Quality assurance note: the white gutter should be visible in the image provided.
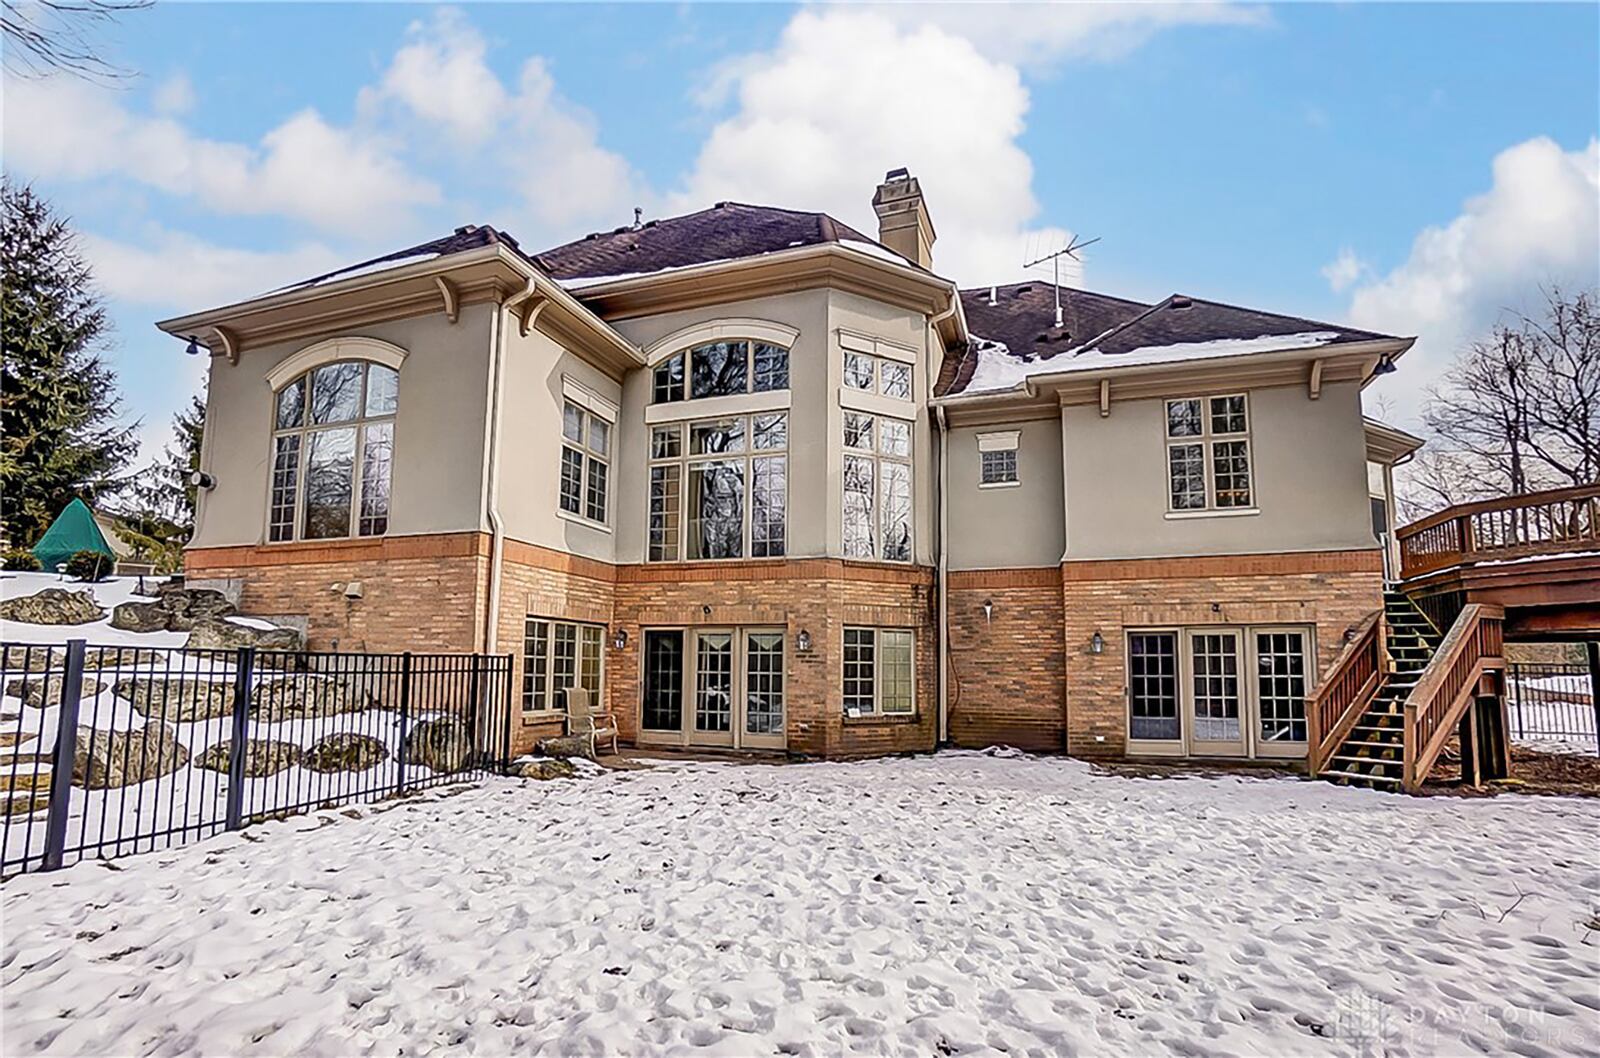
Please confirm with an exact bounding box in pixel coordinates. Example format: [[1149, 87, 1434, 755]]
[[481, 275, 540, 654], [928, 286, 960, 747]]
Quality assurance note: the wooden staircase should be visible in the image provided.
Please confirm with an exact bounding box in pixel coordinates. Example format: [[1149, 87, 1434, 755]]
[[1308, 591, 1507, 793], [1318, 592, 1441, 790]]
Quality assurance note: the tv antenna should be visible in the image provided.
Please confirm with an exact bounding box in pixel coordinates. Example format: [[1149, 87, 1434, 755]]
[[1024, 233, 1101, 328]]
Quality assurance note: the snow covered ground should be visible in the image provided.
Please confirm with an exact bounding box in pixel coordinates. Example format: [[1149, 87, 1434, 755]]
[[4, 752, 1598, 1057]]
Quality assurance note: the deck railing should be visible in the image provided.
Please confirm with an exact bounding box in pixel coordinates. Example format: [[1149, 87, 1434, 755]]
[[1397, 484, 1600, 579], [1306, 610, 1385, 776], [1401, 604, 1505, 792]]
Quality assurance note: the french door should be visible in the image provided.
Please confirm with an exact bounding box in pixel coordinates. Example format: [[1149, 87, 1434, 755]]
[[639, 628, 786, 750], [1127, 626, 1312, 759]]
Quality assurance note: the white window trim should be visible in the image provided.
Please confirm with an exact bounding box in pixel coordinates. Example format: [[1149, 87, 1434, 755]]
[[560, 401, 612, 530], [522, 617, 606, 717], [1164, 393, 1254, 514], [561, 375, 620, 422], [646, 389, 789, 425], [977, 430, 1020, 489], [265, 336, 406, 391], [838, 386, 912, 418], [837, 329, 917, 364], [842, 627, 916, 718]]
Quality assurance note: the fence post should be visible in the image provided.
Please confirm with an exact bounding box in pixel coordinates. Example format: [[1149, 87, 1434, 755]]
[[1509, 662, 1523, 739], [465, 653, 482, 771], [496, 658, 513, 774], [396, 652, 412, 794], [41, 640, 87, 871], [1587, 642, 1600, 760], [224, 647, 255, 831]]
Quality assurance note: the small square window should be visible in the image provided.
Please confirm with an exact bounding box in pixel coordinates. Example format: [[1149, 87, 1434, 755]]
[[844, 352, 874, 390], [651, 425, 681, 460], [843, 411, 874, 451], [879, 420, 910, 458], [1210, 395, 1247, 435], [880, 361, 911, 400], [980, 449, 1017, 485], [1166, 399, 1202, 438], [562, 402, 584, 442]]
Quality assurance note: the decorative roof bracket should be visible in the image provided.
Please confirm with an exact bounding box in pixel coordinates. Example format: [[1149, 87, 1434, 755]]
[[434, 276, 460, 324], [1309, 358, 1325, 400], [213, 325, 239, 365], [1099, 378, 1111, 417]]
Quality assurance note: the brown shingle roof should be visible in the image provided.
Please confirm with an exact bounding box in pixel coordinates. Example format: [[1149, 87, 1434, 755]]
[[531, 202, 900, 281], [274, 224, 529, 292], [938, 286, 1399, 396]]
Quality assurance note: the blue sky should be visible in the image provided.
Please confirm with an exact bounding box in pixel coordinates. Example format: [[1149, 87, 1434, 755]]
[[5, 2, 1597, 466]]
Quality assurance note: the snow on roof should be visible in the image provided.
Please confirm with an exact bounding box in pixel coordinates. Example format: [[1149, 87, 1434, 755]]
[[958, 331, 1344, 395]]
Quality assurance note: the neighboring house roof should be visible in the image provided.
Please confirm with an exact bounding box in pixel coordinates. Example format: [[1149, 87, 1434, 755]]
[[530, 202, 910, 284], [938, 287, 1402, 397]]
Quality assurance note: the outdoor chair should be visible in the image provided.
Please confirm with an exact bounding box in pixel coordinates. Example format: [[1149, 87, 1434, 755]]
[[565, 687, 619, 756]]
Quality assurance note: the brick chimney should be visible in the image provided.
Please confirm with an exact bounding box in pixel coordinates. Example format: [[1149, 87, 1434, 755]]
[[872, 168, 935, 270]]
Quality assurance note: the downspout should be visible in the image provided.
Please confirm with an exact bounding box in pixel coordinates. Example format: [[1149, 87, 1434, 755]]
[[481, 275, 540, 655], [928, 287, 960, 747]]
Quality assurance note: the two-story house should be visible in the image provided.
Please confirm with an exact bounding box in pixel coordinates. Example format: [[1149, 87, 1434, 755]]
[[157, 169, 1420, 762]]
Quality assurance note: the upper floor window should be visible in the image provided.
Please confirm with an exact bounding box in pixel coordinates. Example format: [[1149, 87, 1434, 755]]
[[843, 352, 912, 400], [977, 430, 1020, 487], [1165, 394, 1253, 512], [652, 341, 789, 404], [561, 401, 611, 525], [648, 413, 787, 561], [270, 360, 397, 541], [843, 412, 913, 562]]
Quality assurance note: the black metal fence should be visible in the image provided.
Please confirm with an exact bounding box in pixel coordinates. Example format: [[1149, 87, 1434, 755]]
[[1, 641, 513, 876], [1506, 662, 1598, 755]]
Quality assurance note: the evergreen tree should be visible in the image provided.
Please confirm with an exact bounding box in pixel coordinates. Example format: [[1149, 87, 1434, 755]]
[[1, 179, 137, 546], [135, 394, 204, 530]]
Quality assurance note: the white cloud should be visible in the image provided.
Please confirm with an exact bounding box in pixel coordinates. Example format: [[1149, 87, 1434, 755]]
[[1348, 136, 1600, 423], [5, 74, 438, 236], [363, 8, 640, 233], [152, 72, 196, 116], [79, 228, 345, 310], [874, 2, 1270, 69], [1321, 247, 1368, 293], [673, 9, 1072, 285]]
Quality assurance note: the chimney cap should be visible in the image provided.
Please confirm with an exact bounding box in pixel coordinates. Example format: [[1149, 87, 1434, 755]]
[[884, 167, 910, 181]]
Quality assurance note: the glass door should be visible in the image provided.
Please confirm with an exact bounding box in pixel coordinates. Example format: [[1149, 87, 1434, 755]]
[[640, 630, 685, 746], [691, 631, 735, 748], [741, 630, 786, 750], [1187, 629, 1246, 756], [1253, 628, 1310, 759]]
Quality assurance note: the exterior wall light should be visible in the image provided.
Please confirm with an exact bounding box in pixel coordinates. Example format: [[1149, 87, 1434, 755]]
[[796, 628, 812, 652], [189, 471, 217, 490], [982, 599, 993, 623], [612, 628, 628, 650], [1090, 631, 1105, 654]]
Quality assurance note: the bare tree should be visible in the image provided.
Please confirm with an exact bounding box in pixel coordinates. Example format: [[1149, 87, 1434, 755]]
[[1408, 287, 1600, 510], [2, 0, 150, 80]]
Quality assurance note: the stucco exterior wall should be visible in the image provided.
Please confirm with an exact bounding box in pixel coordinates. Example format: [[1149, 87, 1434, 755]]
[[1061, 379, 1379, 561], [946, 416, 1065, 570], [192, 307, 493, 549]]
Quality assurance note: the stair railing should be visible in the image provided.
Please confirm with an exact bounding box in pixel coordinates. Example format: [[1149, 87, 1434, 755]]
[[1401, 603, 1506, 792], [1306, 610, 1385, 776]]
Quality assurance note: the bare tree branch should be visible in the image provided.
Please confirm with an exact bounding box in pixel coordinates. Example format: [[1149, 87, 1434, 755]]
[[2, 0, 150, 81]]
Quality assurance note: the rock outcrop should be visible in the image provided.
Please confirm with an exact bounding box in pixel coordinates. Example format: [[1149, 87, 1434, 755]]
[[514, 758, 577, 780], [5, 676, 106, 709], [535, 734, 596, 761], [113, 677, 233, 721], [194, 739, 302, 777], [72, 721, 190, 788], [0, 589, 104, 626], [252, 676, 374, 721], [111, 585, 241, 635], [405, 717, 473, 774], [303, 733, 388, 773], [184, 618, 303, 654]]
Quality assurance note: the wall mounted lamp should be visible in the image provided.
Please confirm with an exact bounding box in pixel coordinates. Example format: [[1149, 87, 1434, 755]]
[[1090, 630, 1105, 655], [612, 628, 628, 650], [796, 628, 812, 652], [982, 599, 993, 623]]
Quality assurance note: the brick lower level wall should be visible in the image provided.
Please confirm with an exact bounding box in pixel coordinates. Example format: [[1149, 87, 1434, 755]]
[[947, 568, 1066, 752], [1059, 549, 1384, 758], [610, 559, 938, 758], [185, 534, 489, 654]]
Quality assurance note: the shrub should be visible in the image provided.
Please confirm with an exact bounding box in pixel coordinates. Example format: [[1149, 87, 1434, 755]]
[[64, 549, 113, 582], [2, 548, 42, 572]]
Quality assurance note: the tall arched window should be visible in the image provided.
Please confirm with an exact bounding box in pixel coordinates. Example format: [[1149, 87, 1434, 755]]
[[269, 360, 397, 541]]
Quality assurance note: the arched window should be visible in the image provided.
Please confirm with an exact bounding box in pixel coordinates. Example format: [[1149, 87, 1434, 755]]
[[269, 360, 397, 541]]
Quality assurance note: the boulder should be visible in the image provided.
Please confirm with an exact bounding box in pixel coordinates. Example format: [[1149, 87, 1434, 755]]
[[535, 734, 595, 761], [405, 717, 473, 774], [0, 588, 105, 626], [0, 792, 51, 817], [252, 676, 374, 721], [113, 677, 233, 721], [5, 675, 106, 709], [72, 721, 190, 789], [194, 738, 302, 777], [303, 733, 388, 774], [109, 600, 171, 634], [184, 618, 303, 654], [514, 758, 577, 780], [157, 586, 238, 631], [0, 646, 63, 672]]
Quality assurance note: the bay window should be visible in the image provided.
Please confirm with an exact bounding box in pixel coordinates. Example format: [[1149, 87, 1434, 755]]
[[648, 414, 787, 561], [842, 412, 913, 562], [270, 360, 396, 542]]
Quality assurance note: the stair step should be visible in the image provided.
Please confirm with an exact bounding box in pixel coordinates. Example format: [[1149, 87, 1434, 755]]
[[1351, 725, 1404, 738], [1320, 768, 1403, 789]]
